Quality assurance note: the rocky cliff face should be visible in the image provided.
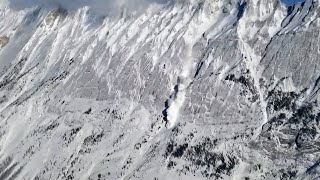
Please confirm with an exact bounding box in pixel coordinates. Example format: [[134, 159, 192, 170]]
[[0, 0, 319, 179]]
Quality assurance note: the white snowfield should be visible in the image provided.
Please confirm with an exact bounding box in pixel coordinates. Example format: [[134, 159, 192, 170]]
[[0, 0, 319, 179]]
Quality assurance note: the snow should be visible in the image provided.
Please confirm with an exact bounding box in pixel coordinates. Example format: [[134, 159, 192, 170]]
[[0, 0, 319, 179], [0, 0, 171, 15], [165, 44, 193, 129]]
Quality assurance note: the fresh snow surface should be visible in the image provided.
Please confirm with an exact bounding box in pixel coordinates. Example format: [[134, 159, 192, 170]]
[[0, 0, 319, 179]]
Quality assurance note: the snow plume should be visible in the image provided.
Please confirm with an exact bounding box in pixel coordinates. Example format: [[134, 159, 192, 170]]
[[1, 0, 171, 15], [165, 44, 194, 129]]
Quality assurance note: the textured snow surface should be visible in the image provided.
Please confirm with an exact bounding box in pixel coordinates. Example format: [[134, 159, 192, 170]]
[[0, 0, 319, 179]]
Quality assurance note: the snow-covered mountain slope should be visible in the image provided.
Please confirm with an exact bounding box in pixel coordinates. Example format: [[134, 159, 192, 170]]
[[0, 0, 319, 179]]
